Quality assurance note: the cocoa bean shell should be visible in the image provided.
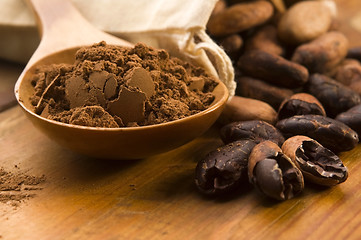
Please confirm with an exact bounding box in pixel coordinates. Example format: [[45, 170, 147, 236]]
[[277, 93, 326, 120], [282, 136, 348, 186], [248, 141, 304, 200]]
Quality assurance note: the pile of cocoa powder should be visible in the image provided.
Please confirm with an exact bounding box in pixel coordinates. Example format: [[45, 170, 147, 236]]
[[0, 167, 46, 207], [30, 42, 218, 128]]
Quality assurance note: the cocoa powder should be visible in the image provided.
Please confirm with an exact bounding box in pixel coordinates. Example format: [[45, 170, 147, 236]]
[[30, 42, 218, 128], [0, 167, 46, 207]]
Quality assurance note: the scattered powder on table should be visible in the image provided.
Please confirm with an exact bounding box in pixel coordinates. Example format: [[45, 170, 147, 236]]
[[0, 167, 46, 207], [29, 41, 219, 127]]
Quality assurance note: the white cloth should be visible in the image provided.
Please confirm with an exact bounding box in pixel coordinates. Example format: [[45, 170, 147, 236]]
[[0, 0, 236, 96]]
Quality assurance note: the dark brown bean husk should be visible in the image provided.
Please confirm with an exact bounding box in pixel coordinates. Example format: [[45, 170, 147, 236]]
[[276, 114, 359, 153], [306, 73, 361, 117], [282, 136, 348, 186], [248, 141, 304, 200], [335, 104, 361, 137], [237, 49, 309, 88], [220, 120, 285, 146], [195, 140, 257, 196], [236, 76, 294, 109], [277, 93, 326, 120]]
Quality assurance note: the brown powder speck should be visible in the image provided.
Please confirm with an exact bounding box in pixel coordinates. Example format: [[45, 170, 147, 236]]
[[0, 167, 46, 207]]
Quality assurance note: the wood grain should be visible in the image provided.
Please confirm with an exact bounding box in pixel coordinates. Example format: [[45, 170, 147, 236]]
[[1, 0, 361, 239]]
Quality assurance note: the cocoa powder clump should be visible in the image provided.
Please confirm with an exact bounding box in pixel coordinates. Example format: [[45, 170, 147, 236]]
[[30, 42, 218, 127]]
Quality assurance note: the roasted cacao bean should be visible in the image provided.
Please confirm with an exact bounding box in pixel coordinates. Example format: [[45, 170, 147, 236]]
[[218, 95, 277, 125], [236, 76, 294, 109], [333, 59, 361, 96], [335, 104, 361, 137], [282, 136, 348, 186], [220, 120, 285, 146], [276, 114, 359, 153], [245, 24, 285, 56], [306, 73, 361, 117], [291, 31, 349, 73], [277, 93, 326, 120], [277, 1, 332, 45], [207, 1, 274, 37], [237, 49, 309, 88], [195, 140, 257, 195], [248, 141, 304, 200]]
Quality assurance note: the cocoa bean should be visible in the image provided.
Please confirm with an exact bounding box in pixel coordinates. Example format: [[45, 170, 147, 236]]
[[291, 31, 349, 73], [237, 49, 309, 88], [333, 59, 361, 96], [207, 1, 274, 37], [220, 120, 285, 146], [248, 141, 304, 200], [306, 73, 361, 117], [276, 114, 359, 153], [278, 1, 332, 45], [277, 93, 326, 120], [236, 76, 294, 109], [245, 24, 285, 56], [218, 95, 277, 125], [335, 104, 361, 137], [195, 140, 257, 195], [282, 136, 348, 186]]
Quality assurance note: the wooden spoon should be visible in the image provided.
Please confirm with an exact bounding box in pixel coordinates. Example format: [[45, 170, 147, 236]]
[[14, 0, 229, 159]]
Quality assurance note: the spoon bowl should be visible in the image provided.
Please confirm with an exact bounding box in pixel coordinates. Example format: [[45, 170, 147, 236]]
[[15, 0, 229, 159]]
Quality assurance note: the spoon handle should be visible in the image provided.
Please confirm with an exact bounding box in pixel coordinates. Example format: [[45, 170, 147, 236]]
[[26, 0, 131, 66]]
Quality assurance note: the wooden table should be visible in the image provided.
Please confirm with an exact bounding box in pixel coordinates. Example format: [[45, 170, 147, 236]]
[[1, 1, 361, 239]]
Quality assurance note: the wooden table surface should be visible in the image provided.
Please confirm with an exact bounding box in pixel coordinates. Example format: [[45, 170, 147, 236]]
[[1, 1, 361, 239]]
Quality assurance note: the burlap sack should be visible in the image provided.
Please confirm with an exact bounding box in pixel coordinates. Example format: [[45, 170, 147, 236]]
[[0, 0, 236, 96]]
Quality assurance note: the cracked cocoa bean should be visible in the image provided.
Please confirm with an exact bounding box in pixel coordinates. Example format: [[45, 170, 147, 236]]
[[237, 49, 309, 88], [277, 93, 326, 120], [248, 141, 304, 200], [220, 120, 285, 146], [291, 31, 349, 73], [282, 136, 348, 186], [335, 104, 361, 137], [207, 1, 274, 37], [195, 140, 257, 196], [236, 76, 294, 109], [306, 73, 361, 117], [276, 114, 359, 153]]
